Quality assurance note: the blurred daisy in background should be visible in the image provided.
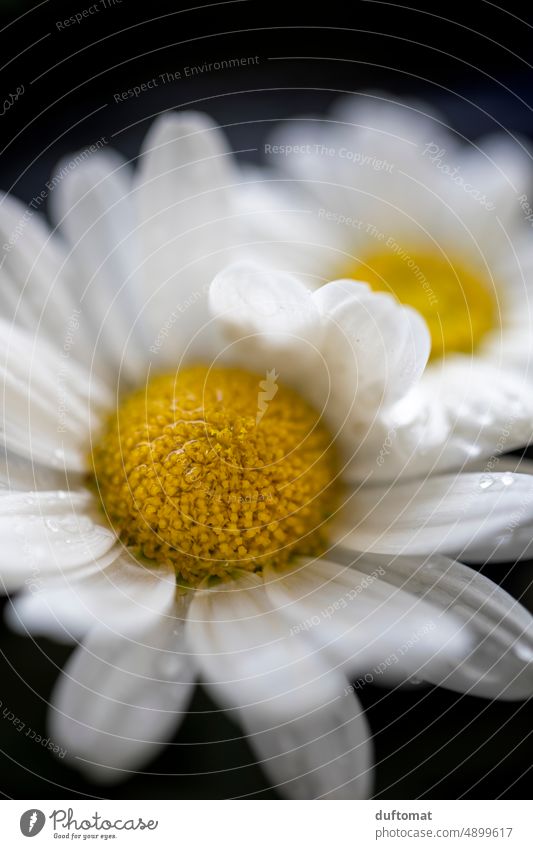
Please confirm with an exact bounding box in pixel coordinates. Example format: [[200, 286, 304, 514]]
[[245, 93, 533, 480], [1, 114, 533, 797]]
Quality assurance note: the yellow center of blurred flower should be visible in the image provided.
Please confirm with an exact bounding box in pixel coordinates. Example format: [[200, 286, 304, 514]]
[[91, 365, 339, 585], [349, 246, 498, 360]]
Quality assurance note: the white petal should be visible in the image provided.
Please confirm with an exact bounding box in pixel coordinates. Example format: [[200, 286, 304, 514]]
[[0, 192, 94, 358], [50, 151, 148, 382], [449, 134, 532, 235], [0, 489, 116, 591], [241, 687, 372, 799], [48, 603, 195, 782], [312, 280, 430, 428], [187, 573, 347, 719], [0, 445, 72, 491], [135, 112, 238, 363], [265, 116, 348, 187], [346, 357, 533, 483], [335, 472, 533, 563], [482, 326, 533, 372], [332, 93, 449, 149], [210, 260, 320, 340], [209, 261, 323, 385], [237, 166, 344, 285], [6, 551, 176, 642], [0, 318, 112, 471], [348, 553, 533, 700], [268, 94, 450, 245], [263, 557, 467, 684], [187, 571, 371, 798]]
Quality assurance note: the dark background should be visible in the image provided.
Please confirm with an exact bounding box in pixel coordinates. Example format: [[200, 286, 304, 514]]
[[0, 0, 532, 799]]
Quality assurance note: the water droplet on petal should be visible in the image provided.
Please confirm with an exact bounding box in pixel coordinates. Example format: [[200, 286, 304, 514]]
[[45, 518, 61, 533], [46, 515, 93, 535]]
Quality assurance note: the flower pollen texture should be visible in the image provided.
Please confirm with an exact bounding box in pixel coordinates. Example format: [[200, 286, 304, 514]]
[[91, 365, 340, 584]]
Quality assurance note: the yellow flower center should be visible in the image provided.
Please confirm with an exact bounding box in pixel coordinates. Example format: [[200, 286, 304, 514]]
[[349, 246, 498, 359], [91, 365, 339, 585]]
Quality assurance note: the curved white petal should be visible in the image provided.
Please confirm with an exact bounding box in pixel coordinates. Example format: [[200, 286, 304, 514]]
[[187, 572, 371, 798], [346, 357, 533, 483], [0, 318, 112, 471], [48, 602, 195, 782], [0, 445, 73, 491], [210, 260, 320, 341], [187, 573, 347, 719], [241, 687, 372, 799], [313, 280, 430, 427], [209, 261, 323, 384], [448, 134, 533, 238], [0, 489, 116, 591], [135, 112, 238, 363], [335, 472, 533, 563], [267, 94, 450, 246], [6, 551, 176, 642], [332, 93, 449, 148], [50, 150, 148, 382], [0, 192, 95, 360], [237, 166, 344, 285], [347, 552, 533, 700], [263, 557, 467, 684]]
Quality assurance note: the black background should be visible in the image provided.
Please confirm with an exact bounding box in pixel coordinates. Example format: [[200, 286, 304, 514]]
[[0, 0, 532, 799]]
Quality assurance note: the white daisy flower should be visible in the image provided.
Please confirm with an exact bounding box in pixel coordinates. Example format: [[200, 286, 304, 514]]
[[247, 93, 533, 481], [1, 116, 533, 798]]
